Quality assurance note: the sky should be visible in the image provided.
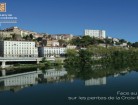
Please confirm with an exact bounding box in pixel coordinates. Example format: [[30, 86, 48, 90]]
[[0, 0, 138, 42]]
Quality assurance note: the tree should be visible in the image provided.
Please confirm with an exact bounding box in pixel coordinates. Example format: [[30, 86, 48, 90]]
[[105, 38, 113, 45], [91, 37, 98, 45], [97, 39, 105, 44], [11, 33, 16, 40], [48, 35, 51, 39], [25, 35, 30, 40], [66, 49, 77, 57], [70, 37, 81, 46], [37, 37, 43, 42], [80, 36, 92, 47], [11, 33, 21, 40], [78, 49, 92, 66], [119, 39, 127, 43], [29, 34, 33, 40], [132, 42, 138, 48], [70, 36, 92, 47], [127, 42, 132, 47], [42, 57, 46, 62], [42, 39, 47, 46]]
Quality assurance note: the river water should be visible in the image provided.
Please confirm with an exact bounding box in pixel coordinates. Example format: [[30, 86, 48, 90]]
[[0, 67, 138, 105]]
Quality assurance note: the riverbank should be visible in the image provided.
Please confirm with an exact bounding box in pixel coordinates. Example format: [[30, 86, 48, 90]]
[[0, 61, 64, 71], [0, 63, 43, 70]]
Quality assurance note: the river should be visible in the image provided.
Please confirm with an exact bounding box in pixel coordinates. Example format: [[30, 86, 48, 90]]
[[0, 66, 138, 105]]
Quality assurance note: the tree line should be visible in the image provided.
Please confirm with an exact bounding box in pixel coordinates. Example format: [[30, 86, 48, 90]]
[[64, 46, 138, 67]]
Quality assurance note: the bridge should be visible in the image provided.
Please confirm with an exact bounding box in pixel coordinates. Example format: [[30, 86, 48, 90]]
[[0, 57, 42, 68], [0, 57, 63, 68]]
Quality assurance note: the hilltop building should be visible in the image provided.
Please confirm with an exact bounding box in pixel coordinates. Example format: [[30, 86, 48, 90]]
[[0, 26, 37, 39], [84, 29, 106, 39]]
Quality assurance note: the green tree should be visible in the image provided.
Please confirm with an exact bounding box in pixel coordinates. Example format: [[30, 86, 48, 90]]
[[127, 42, 132, 47], [70, 37, 81, 46], [25, 35, 30, 40], [66, 49, 77, 57], [64, 49, 78, 66], [29, 34, 33, 40], [80, 36, 92, 47], [11, 33, 21, 40], [119, 39, 127, 43], [132, 42, 138, 48], [42, 57, 46, 62], [78, 49, 92, 66], [37, 37, 43, 42]]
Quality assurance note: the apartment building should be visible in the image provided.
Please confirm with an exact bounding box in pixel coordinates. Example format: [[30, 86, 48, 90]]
[[0, 41, 38, 57], [84, 29, 106, 39]]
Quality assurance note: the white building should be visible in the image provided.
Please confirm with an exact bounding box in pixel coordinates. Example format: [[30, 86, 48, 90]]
[[113, 38, 119, 42], [38, 47, 67, 57], [84, 29, 106, 39], [0, 41, 38, 57], [120, 43, 128, 47]]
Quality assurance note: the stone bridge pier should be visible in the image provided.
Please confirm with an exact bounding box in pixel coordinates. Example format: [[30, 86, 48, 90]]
[[36, 59, 40, 64], [1, 69, 6, 76], [1, 61, 6, 69]]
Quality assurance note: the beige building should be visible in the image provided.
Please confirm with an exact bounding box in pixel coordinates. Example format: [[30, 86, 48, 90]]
[[0, 26, 37, 39], [51, 34, 73, 41], [66, 45, 76, 49], [46, 40, 59, 47]]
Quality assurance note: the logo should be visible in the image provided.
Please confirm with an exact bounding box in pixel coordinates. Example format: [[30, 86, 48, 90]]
[[0, 3, 17, 24], [0, 3, 6, 12]]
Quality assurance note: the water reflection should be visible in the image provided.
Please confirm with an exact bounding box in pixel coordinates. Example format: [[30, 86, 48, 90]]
[[0, 62, 138, 105], [39, 68, 67, 83], [0, 61, 138, 93], [85, 77, 106, 86], [0, 69, 67, 92]]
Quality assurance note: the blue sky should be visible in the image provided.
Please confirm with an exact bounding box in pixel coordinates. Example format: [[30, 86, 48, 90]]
[[0, 0, 138, 42]]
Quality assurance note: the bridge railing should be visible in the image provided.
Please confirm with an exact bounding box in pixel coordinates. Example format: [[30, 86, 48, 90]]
[[0, 57, 42, 60]]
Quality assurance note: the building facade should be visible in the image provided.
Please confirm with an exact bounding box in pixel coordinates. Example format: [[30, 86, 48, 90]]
[[51, 34, 73, 41], [38, 47, 66, 57], [46, 40, 59, 47], [84, 29, 106, 39], [66, 45, 76, 49], [0, 41, 38, 57]]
